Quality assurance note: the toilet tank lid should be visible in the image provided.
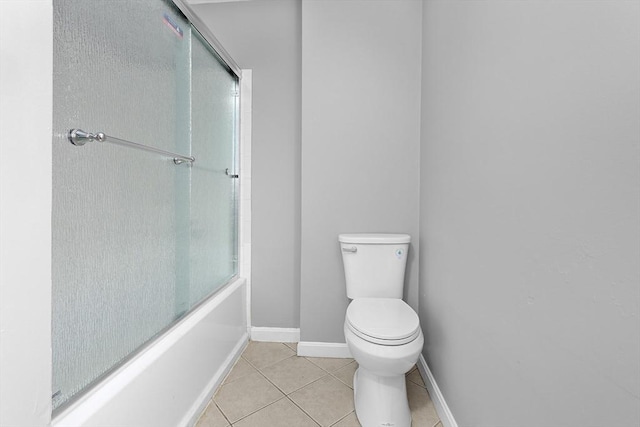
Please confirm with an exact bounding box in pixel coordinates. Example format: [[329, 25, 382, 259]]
[[338, 233, 411, 244]]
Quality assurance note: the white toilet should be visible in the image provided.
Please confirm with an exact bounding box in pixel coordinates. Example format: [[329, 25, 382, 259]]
[[340, 233, 424, 427]]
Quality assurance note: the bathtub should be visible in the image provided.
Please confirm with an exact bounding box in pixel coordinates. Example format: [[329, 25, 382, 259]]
[[52, 278, 248, 427]]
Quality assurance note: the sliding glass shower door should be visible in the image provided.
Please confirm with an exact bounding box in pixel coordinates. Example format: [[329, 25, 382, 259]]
[[189, 30, 239, 306], [52, 0, 239, 412]]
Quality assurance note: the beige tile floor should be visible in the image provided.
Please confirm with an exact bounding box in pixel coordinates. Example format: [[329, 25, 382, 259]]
[[195, 341, 442, 427]]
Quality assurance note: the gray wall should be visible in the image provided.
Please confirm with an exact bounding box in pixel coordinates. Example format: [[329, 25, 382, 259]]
[[300, 0, 422, 342], [192, 0, 302, 328], [419, 1, 640, 426]]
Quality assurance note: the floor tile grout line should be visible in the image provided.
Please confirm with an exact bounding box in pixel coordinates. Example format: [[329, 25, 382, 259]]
[[247, 351, 355, 397], [226, 394, 290, 426], [270, 371, 331, 397], [215, 352, 288, 425], [328, 410, 358, 427], [237, 350, 357, 425], [246, 354, 330, 397], [221, 355, 344, 394], [216, 359, 244, 389], [405, 364, 428, 389], [285, 375, 357, 427], [217, 355, 260, 389], [282, 395, 323, 427], [330, 360, 357, 372], [214, 401, 232, 427], [327, 370, 353, 390], [304, 355, 354, 369], [239, 342, 296, 372], [326, 360, 358, 389], [406, 376, 427, 389], [250, 353, 299, 377], [303, 356, 327, 372], [240, 342, 353, 377], [282, 370, 333, 397]]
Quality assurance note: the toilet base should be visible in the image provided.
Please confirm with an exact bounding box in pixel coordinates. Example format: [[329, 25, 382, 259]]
[[353, 367, 411, 427]]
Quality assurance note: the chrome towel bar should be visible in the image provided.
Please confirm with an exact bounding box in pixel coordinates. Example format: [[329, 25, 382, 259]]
[[68, 129, 195, 165]]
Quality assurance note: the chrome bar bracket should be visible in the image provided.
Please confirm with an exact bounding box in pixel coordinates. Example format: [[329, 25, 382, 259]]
[[68, 128, 104, 146]]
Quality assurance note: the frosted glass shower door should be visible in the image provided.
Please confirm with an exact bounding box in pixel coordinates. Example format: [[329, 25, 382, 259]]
[[52, 0, 239, 412], [189, 30, 239, 305]]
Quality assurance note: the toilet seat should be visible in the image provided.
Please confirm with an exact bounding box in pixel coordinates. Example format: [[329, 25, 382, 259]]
[[346, 298, 420, 346]]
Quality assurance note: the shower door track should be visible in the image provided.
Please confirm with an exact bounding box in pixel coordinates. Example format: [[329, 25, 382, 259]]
[[172, 0, 241, 78]]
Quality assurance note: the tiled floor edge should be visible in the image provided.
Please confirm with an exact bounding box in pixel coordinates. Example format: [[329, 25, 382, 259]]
[[417, 354, 459, 427]]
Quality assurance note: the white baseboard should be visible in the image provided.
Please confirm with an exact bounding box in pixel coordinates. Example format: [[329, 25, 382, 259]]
[[416, 354, 458, 427], [297, 341, 352, 358], [250, 327, 300, 343]]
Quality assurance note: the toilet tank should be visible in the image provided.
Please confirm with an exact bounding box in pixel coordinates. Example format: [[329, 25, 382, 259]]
[[339, 233, 411, 299]]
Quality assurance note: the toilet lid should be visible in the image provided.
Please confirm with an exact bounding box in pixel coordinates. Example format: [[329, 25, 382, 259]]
[[346, 298, 421, 345]]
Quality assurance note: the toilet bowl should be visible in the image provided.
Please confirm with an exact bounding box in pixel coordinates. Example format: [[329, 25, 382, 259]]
[[339, 233, 423, 427], [344, 297, 423, 427]]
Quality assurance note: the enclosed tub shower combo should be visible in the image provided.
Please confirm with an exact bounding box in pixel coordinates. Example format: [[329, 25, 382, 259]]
[[51, 1, 248, 425]]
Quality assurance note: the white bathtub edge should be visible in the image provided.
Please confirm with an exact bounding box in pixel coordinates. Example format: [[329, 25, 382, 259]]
[[53, 277, 247, 427], [182, 330, 248, 427]]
